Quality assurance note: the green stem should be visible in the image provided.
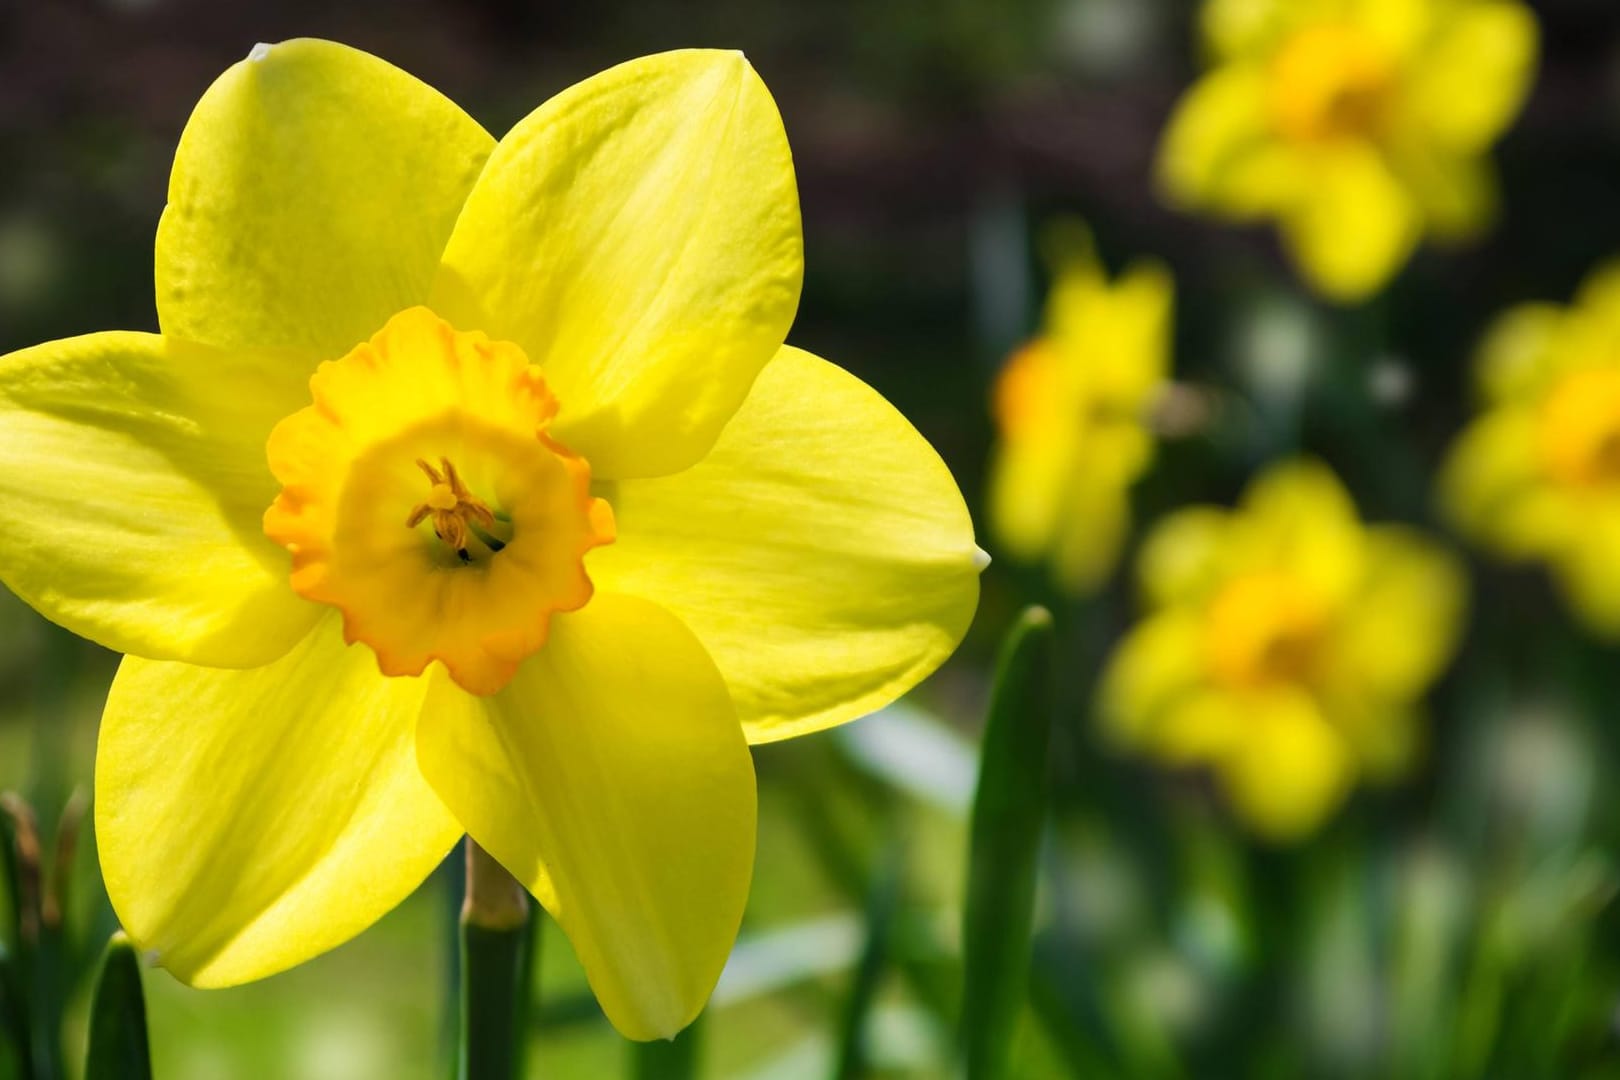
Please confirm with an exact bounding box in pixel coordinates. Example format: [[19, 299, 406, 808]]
[[630, 1016, 700, 1079], [458, 839, 533, 1080]]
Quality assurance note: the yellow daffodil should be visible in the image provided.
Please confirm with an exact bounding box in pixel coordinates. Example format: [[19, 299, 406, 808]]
[[0, 40, 982, 1039], [1157, 0, 1537, 302], [988, 236, 1172, 593], [1439, 262, 1620, 636], [1099, 460, 1464, 839]]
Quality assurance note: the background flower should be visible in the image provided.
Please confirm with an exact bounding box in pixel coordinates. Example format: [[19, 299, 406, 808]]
[[988, 228, 1172, 593], [1101, 460, 1466, 839], [1441, 261, 1620, 636], [1157, 0, 1538, 301]]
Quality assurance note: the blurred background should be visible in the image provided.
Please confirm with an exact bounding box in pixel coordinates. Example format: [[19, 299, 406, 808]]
[[7, 0, 1620, 1076]]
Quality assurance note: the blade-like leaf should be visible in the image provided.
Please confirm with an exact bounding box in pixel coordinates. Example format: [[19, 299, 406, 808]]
[[84, 932, 150, 1080], [961, 606, 1056, 1080], [0, 940, 29, 1080], [834, 849, 902, 1080]]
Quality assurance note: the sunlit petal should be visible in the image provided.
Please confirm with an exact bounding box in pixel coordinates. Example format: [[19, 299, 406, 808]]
[[433, 49, 801, 479], [416, 595, 755, 1040], [97, 612, 460, 987], [1325, 526, 1466, 700], [0, 332, 317, 665], [156, 38, 494, 356], [1098, 611, 1207, 747], [590, 347, 981, 742], [1406, 1, 1538, 151], [1281, 144, 1419, 302], [1218, 690, 1354, 840]]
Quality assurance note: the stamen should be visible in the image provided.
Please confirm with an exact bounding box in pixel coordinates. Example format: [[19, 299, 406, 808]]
[[406, 456, 502, 564]]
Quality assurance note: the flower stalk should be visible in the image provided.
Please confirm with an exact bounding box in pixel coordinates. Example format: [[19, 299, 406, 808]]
[[631, 1016, 700, 1079], [459, 838, 533, 1080]]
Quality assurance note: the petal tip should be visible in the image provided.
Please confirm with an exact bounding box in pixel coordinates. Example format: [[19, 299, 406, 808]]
[[972, 545, 993, 572], [247, 42, 272, 62]]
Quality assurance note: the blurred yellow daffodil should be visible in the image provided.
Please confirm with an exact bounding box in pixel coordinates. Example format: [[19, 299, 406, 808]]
[[0, 41, 983, 1039], [988, 237, 1173, 593], [1157, 0, 1538, 302], [1440, 262, 1620, 636], [1100, 460, 1464, 840]]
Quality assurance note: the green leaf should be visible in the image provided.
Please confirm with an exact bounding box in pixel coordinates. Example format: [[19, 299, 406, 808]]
[[960, 606, 1057, 1080], [834, 850, 902, 1080], [83, 932, 150, 1080], [0, 940, 29, 1080], [0, 799, 22, 955]]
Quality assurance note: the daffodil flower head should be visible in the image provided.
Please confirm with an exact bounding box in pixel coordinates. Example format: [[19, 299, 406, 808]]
[[0, 40, 983, 1039], [1100, 460, 1465, 840], [1440, 262, 1620, 637], [262, 309, 618, 694], [1157, 0, 1539, 302], [988, 225, 1173, 593]]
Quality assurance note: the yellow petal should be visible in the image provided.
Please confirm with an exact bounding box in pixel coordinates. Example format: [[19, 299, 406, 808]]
[[988, 326, 1142, 581], [589, 346, 981, 743], [96, 612, 460, 987], [0, 332, 318, 666], [1218, 690, 1354, 841], [1406, 1, 1538, 152], [1050, 470, 1133, 595], [1554, 504, 1620, 638], [1351, 0, 1436, 60], [1394, 143, 1498, 241], [1474, 302, 1566, 404], [1155, 688, 1247, 765], [1233, 458, 1366, 608], [156, 39, 494, 356], [1200, 0, 1321, 59], [1280, 143, 1419, 302], [1217, 142, 1313, 220], [415, 595, 755, 1040], [432, 50, 802, 480], [1156, 66, 1279, 214], [1049, 260, 1175, 408], [1438, 409, 1568, 559], [1325, 694, 1423, 780], [988, 430, 1076, 566], [1097, 611, 1207, 747], [1573, 261, 1620, 328], [1324, 525, 1466, 700], [1137, 506, 1232, 609]]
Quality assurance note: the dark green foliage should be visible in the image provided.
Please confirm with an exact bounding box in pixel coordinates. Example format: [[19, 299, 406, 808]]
[[961, 607, 1056, 1080], [83, 934, 150, 1080]]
